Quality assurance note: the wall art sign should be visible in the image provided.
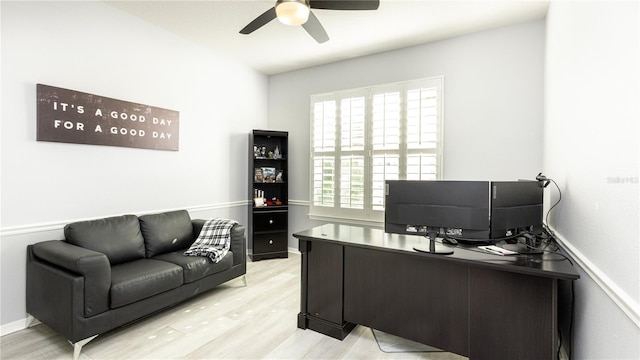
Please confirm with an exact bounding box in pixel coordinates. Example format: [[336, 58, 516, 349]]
[[37, 84, 179, 151]]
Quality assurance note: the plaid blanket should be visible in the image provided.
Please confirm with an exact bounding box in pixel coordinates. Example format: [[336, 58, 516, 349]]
[[184, 218, 238, 263]]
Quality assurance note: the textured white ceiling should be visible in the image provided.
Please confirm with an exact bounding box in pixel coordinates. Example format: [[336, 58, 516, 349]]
[[106, 0, 549, 75]]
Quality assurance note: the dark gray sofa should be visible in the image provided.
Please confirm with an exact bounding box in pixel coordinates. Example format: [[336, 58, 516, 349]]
[[26, 210, 246, 360]]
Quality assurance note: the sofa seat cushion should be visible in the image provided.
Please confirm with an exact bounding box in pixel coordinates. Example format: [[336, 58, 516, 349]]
[[152, 250, 233, 284], [110, 259, 183, 309], [64, 214, 146, 265], [139, 210, 195, 258]]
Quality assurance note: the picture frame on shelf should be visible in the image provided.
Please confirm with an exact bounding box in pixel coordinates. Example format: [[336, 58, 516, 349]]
[[261, 167, 276, 183], [254, 168, 263, 183]]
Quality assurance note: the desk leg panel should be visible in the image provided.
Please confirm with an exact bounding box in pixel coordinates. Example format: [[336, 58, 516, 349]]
[[307, 241, 344, 324], [299, 240, 355, 339], [469, 267, 557, 360], [343, 247, 469, 356]]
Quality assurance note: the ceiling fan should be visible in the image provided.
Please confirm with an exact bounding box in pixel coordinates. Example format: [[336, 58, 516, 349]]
[[239, 0, 380, 43]]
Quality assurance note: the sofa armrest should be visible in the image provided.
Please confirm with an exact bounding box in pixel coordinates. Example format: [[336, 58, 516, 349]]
[[192, 220, 246, 266], [229, 224, 246, 266], [192, 219, 206, 237], [30, 240, 111, 317]]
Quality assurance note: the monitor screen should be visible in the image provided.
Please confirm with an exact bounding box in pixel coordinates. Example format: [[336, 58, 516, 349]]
[[490, 180, 543, 239], [384, 180, 491, 240]]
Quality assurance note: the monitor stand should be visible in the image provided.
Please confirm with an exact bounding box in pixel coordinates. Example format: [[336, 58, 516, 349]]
[[413, 232, 454, 255], [501, 236, 544, 255]]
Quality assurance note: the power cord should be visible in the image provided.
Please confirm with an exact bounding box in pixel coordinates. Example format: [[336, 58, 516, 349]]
[[558, 327, 563, 360], [539, 175, 575, 359], [540, 175, 562, 242], [447, 232, 523, 244], [570, 280, 575, 360], [557, 278, 576, 360], [534, 175, 574, 360]]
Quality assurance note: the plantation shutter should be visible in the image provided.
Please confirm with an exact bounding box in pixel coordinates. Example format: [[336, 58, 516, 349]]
[[309, 77, 443, 224]]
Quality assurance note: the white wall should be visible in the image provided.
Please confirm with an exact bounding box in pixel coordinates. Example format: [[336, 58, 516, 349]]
[[544, 1, 639, 358], [269, 20, 545, 243], [0, 1, 268, 330]]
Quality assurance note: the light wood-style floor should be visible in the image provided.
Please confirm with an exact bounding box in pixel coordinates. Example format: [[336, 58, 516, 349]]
[[1, 252, 466, 359]]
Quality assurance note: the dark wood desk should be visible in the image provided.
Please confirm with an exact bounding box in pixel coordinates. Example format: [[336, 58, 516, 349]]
[[294, 224, 579, 360]]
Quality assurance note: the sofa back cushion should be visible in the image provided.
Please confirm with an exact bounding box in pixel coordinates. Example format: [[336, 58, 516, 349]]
[[139, 210, 194, 258], [64, 215, 146, 265]]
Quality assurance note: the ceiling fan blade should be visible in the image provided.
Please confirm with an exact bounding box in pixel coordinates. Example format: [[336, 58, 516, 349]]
[[302, 11, 329, 43], [239, 7, 277, 34], [310, 0, 379, 10]]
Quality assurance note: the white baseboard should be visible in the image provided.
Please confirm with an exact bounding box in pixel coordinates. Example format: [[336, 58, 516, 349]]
[[552, 227, 640, 328], [288, 247, 300, 254], [0, 317, 39, 337]]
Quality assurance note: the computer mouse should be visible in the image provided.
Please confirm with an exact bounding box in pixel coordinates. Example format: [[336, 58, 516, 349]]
[[442, 237, 458, 246]]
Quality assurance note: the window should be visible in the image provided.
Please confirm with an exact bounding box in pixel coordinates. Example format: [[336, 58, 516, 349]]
[[309, 77, 443, 224]]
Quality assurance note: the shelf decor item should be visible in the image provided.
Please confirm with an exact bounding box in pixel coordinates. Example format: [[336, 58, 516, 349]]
[[261, 167, 276, 183], [254, 168, 263, 182], [248, 130, 288, 261]]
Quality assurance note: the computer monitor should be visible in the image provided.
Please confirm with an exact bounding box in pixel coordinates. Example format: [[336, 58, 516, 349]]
[[384, 180, 491, 254], [490, 180, 544, 254]]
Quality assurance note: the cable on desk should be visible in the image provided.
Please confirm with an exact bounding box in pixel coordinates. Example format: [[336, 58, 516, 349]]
[[442, 227, 575, 266], [447, 232, 523, 244], [537, 229, 575, 266]]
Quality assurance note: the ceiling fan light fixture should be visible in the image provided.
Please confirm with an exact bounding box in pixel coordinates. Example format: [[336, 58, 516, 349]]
[[275, 0, 310, 26]]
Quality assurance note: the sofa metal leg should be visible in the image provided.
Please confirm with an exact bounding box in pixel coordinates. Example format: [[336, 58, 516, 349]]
[[242, 274, 247, 287], [69, 334, 98, 360]]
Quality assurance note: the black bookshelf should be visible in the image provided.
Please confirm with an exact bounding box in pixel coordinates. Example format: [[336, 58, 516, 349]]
[[248, 130, 288, 261]]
